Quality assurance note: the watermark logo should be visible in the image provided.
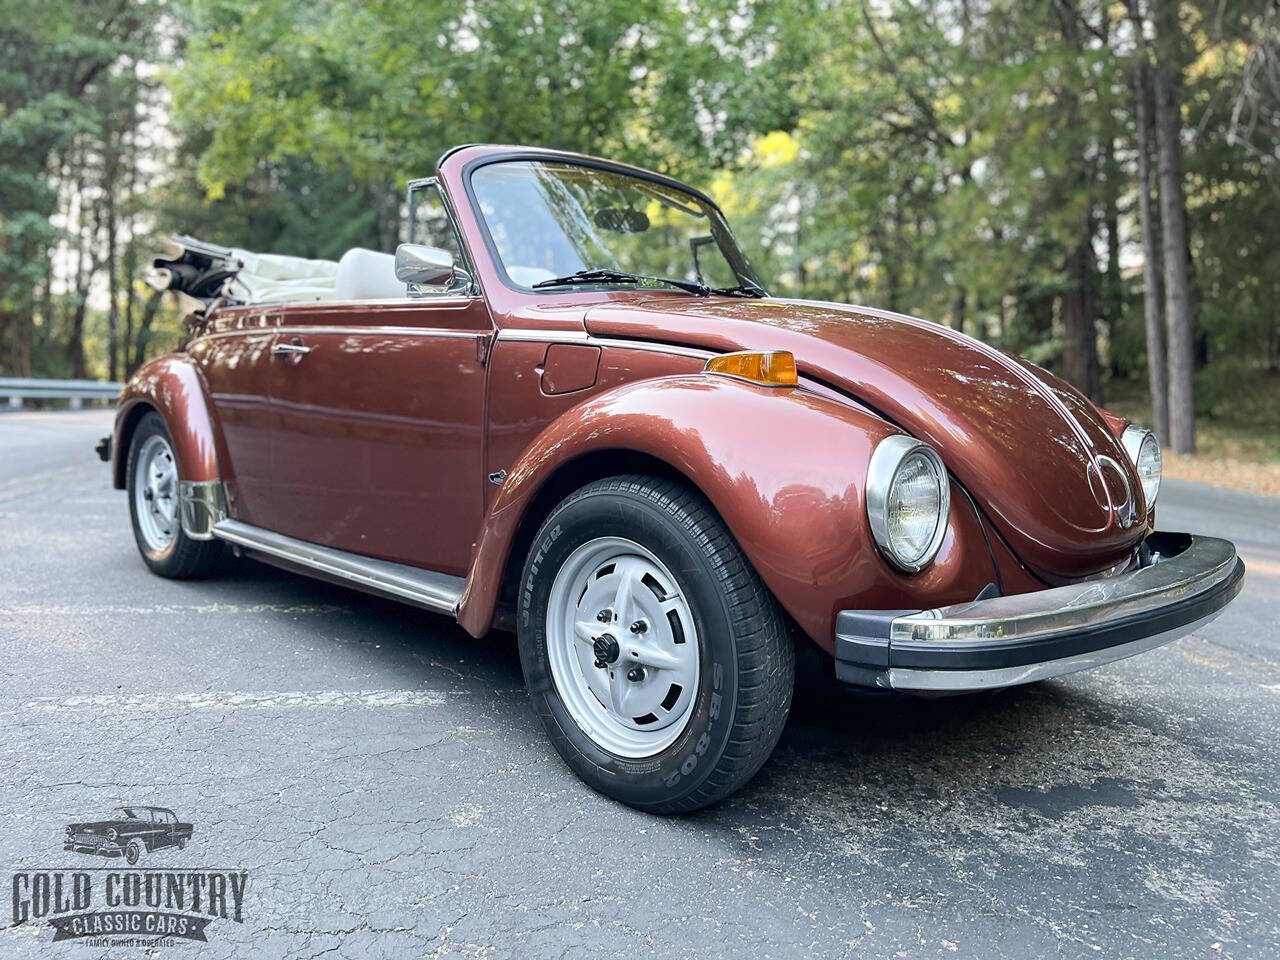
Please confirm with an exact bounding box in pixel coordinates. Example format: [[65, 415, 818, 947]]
[[10, 803, 248, 947]]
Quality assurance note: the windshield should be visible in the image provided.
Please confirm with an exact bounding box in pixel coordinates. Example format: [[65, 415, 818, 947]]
[[469, 160, 763, 294], [114, 807, 144, 820]]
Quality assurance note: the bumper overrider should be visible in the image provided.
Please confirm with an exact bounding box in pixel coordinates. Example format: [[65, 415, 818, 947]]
[[836, 532, 1244, 692]]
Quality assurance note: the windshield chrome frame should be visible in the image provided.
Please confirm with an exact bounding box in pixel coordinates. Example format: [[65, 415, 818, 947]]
[[458, 152, 767, 297]]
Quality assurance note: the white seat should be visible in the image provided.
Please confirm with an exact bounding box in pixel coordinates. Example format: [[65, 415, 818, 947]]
[[335, 248, 404, 301], [228, 248, 339, 303]]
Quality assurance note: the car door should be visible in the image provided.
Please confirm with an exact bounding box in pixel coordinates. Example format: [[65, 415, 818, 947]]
[[187, 311, 277, 528], [266, 182, 492, 576]]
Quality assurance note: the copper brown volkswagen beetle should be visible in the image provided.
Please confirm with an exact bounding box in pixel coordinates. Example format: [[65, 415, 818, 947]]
[[101, 145, 1244, 813]]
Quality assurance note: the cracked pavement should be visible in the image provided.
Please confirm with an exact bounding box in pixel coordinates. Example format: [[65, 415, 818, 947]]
[[1, 409, 1277, 959]]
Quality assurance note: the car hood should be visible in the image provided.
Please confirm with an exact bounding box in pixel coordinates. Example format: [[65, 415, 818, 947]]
[[584, 296, 1148, 580]]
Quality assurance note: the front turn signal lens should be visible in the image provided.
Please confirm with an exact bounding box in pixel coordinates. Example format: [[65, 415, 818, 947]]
[[704, 350, 797, 387]]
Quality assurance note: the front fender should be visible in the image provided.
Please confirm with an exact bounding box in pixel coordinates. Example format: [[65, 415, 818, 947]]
[[112, 354, 222, 490], [458, 375, 998, 650]]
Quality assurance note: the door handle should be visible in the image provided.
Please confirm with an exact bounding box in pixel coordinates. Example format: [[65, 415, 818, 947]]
[[271, 340, 312, 358]]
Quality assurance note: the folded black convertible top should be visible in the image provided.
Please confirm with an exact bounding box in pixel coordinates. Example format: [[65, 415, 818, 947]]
[[147, 235, 244, 309]]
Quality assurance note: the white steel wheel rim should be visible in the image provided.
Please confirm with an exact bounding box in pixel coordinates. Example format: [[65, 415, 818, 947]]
[[134, 434, 179, 552], [545, 536, 700, 759]]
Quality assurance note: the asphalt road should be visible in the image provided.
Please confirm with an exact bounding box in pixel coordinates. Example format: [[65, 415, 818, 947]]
[[1, 409, 1277, 960]]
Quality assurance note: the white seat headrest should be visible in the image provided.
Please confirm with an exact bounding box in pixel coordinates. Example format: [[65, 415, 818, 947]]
[[335, 248, 404, 301]]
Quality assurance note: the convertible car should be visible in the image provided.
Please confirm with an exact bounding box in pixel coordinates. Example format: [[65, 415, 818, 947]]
[[101, 144, 1244, 813]]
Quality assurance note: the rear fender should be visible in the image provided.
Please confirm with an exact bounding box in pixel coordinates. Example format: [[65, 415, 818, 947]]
[[458, 375, 997, 649]]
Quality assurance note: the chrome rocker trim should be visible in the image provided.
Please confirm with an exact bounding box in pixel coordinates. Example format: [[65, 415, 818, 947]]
[[179, 480, 228, 541], [835, 532, 1244, 692], [210, 519, 465, 615]]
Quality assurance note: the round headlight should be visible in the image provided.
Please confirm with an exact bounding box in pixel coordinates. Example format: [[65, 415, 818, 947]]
[[106, 828, 117, 840], [867, 435, 950, 573], [1121, 425, 1162, 509]]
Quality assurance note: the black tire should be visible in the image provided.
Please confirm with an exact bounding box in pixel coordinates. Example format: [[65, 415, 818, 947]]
[[125, 839, 143, 865], [126, 411, 223, 578], [517, 474, 795, 814]]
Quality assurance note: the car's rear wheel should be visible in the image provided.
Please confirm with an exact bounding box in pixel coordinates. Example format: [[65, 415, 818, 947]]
[[517, 474, 794, 814], [126, 412, 222, 578]]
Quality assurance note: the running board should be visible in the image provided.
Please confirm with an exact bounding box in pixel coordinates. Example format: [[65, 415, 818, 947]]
[[211, 519, 465, 616]]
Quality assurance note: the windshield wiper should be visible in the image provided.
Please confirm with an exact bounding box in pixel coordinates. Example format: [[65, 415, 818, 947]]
[[532, 268, 709, 297], [710, 280, 768, 298]]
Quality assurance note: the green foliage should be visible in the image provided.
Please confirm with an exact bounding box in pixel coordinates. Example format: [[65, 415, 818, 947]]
[[2, 0, 1277, 425], [0, 0, 168, 376], [170, 0, 809, 193]]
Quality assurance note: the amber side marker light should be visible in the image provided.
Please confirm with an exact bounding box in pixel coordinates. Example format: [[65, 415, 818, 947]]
[[704, 350, 798, 387]]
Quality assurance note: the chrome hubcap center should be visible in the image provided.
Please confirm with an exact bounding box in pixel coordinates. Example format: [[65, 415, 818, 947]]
[[592, 634, 620, 667]]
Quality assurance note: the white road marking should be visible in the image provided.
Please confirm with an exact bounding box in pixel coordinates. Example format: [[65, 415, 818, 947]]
[[0, 603, 346, 616], [16, 689, 455, 713]]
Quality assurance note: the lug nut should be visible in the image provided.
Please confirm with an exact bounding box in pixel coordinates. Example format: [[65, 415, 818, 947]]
[[596, 609, 612, 623], [627, 667, 646, 682], [629, 620, 647, 634]]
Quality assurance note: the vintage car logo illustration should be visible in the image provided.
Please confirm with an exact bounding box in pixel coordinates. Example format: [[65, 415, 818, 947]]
[[8, 804, 245, 946], [64, 805, 193, 866]]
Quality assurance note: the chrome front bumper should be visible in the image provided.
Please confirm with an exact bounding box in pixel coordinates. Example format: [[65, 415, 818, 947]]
[[64, 840, 123, 856], [835, 533, 1244, 692]]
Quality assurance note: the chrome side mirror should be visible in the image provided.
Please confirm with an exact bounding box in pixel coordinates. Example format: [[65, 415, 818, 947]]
[[395, 243, 459, 289]]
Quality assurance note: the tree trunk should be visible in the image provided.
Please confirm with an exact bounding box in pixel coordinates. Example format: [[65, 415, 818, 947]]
[[1054, 0, 1103, 403], [38, 249, 53, 377], [132, 290, 164, 372], [123, 238, 138, 377], [1128, 0, 1170, 440], [106, 186, 120, 382], [67, 289, 91, 379], [1099, 6, 1123, 353], [1151, 0, 1196, 452], [1061, 239, 1102, 402], [1102, 136, 1123, 349]]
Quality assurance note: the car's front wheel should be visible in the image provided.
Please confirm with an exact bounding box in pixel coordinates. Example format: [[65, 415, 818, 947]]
[[126, 411, 222, 578], [124, 839, 144, 865], [517, 475, 794, 814]]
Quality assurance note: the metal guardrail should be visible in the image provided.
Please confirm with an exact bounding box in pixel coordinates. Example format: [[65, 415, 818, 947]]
[[0, 377, 122, 410]]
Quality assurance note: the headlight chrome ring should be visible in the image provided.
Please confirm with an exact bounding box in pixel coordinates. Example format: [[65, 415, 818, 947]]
[[1120, 424, 1162, 510], [866, 435, 951, 574]]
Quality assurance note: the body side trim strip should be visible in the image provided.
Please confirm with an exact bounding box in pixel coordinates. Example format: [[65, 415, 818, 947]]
[[211, 519, 464, 615], [496, 329, 715, 360], [270, 326, 484, 338], [194, 325, 487, 345]]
